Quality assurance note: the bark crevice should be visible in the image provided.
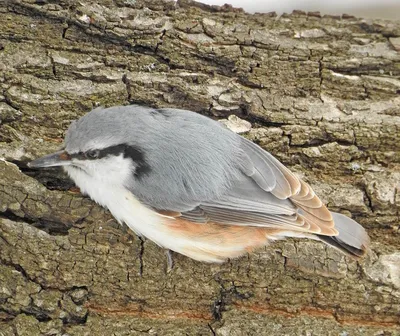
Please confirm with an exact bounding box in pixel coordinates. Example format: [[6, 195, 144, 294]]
[[1, 0, 399, 335]]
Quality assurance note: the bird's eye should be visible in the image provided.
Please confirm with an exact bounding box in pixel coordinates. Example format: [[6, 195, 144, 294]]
[[85, 150, 100, 160]]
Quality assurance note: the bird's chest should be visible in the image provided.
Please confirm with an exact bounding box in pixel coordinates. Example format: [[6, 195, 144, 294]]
[[64, 167, 140, 233], [63, 165, 160, 236]]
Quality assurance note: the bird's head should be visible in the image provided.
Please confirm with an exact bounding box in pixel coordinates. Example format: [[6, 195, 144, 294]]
[[28, 106, 151, 185]]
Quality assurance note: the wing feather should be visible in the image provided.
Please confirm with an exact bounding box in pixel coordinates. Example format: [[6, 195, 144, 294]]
[[152, 136, 336, 238], [241, 139, 290, 198]]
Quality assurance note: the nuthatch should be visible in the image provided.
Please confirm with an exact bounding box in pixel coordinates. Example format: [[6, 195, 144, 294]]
[[29, 105, 369, 263]]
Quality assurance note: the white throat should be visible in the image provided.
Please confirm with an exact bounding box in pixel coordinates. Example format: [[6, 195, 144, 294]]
[[63, 163, 166, 244]]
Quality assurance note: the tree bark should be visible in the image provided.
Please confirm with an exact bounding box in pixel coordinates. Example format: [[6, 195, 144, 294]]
[[1, 0, 400, 335]]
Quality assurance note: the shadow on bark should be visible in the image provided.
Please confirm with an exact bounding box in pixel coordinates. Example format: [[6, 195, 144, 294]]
[[0, 0, 399, 335]]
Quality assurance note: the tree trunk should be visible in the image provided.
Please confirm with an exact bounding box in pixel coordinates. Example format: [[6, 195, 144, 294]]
[[1, 0, 399, 335]]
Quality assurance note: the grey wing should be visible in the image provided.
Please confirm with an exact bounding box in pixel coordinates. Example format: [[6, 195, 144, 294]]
[[163, 137, 338, 236]]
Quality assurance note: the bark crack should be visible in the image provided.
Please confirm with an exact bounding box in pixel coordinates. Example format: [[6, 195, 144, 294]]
[[1, 0, 399, 334]]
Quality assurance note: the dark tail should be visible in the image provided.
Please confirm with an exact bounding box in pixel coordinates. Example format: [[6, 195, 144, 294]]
[[317, 212, 370, 258]]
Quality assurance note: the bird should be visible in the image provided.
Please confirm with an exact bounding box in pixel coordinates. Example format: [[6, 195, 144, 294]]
[[28, 105, 370, 263]]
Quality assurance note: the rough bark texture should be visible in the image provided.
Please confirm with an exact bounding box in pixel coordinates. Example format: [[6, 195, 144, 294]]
[[0, 0, 400, 335]]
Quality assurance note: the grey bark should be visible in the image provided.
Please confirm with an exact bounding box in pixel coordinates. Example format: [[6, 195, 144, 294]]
[[0, 0, 399, 335]]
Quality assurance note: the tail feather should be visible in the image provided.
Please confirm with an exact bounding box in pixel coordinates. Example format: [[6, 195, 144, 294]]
[[317, 212, 369, 258]]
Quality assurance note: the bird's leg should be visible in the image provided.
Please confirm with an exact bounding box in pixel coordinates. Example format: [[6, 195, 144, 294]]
[[138, 236, 145, 277], [165, 249, 174, 273]]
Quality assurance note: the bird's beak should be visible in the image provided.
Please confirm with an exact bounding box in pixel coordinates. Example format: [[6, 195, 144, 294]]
[[28, 150, 72, 168]]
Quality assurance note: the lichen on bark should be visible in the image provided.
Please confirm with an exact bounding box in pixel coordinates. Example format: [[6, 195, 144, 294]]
[[0, 0, 399, 335]]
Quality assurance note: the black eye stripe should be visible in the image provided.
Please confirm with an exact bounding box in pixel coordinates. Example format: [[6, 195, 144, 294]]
[[69, 152, 86, 160], [85, 150, 100, 159], [96, 144, 127, 159], [69, 144, 151, 179], [70, 145, 127, 160], [124, 145, 151, 179]]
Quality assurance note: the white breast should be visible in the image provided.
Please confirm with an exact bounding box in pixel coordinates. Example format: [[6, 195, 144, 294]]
[[63, 158, 241, 262], [63, 164, 173, 246]]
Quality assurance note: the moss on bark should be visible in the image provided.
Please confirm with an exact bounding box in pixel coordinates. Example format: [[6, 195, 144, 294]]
[[0, 0, 399, 334]]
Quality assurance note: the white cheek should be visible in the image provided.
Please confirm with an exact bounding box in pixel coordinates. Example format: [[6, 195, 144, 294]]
[[63, 155, 134, 208], [87, 155, 133, 185], [67, 155, 134, 189]]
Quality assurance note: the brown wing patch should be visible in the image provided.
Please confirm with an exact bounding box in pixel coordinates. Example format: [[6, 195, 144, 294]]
[[156, 155, 337, 239], [269, 161, 336, 236], [241, 138, 338, 237], [290, 180, 336, 235]]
